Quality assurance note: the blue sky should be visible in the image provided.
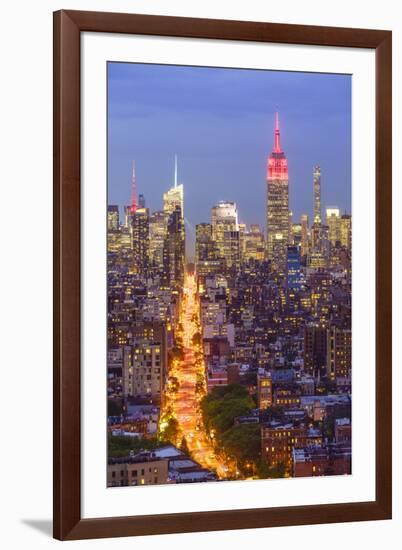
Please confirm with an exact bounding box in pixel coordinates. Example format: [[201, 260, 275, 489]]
[[108, 62, 351, 236]]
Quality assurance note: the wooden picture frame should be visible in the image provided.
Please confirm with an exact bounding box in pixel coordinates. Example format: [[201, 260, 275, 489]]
[[53, 9, 392, 540]]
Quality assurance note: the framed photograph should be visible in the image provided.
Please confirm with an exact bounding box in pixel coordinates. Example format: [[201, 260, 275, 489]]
[[53, 10, 392, 540]]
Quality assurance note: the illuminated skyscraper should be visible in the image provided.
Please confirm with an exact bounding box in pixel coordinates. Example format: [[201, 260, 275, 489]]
[[107, 205, 119, 231], [107, 205, 120, 253], [300, 214, 309, 257], [326, 207, 341, 246], [123, 162, 138, 227], [340, 214, 352, 250], [266, 112, 289, 276], [243, 224, 265, 262], [162, 155, 185, 270], [130, 161, 138, 214], [163, 207, 185, 290], [310, 222, 329, 268], [211, 201, 238, 230], [211, 201, 240, 270], [313, 166, 321, 224], [163, 156, 184, 221], [130, 207, 150, 273], [149, 210, 168, 272], [195, 223, 215, 267], [163, 185, 183, 219], [291, 223, 302, 247]]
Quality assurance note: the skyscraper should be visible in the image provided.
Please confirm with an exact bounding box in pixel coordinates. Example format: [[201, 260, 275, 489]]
[[266, 112, 289, 276], [211, 201, 240, 270], [291, 223, 302, 247], [326, 207, 341, 246], [313, 166, 321, 224], [163, 156, 184, 221], [130, 207, 150, 273], [243, 224, 265, 262], [211, 201, 238, 230], [310, 223, 329, 268], [163, 185, 184, 220], [107, 205, 119, 231], [123, 162, 138, 227], [300, 214, 309, 258], [195, 223, 215, 267], [130, 161, 138, 214], [163, 207, 185, 291], [149, 210, 168, 272], [340, 214, 352, 250], [162, 156, 185, 270], [107, 205, 121, 253]]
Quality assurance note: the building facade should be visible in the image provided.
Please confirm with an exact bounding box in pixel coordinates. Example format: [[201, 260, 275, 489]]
[[108, 454, 169, 487], [313, 165, 321, 224], [266, 113, 289, 276]]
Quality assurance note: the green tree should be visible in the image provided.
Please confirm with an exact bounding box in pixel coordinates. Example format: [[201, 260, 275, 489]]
[[219, 424, 261, 473], [159, 417, 179, 444], [201, 384, 255, 435]]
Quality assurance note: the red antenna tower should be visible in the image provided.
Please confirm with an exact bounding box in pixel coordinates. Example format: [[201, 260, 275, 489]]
[[274, 111, 282, 152], [130, 161, 137, 213]]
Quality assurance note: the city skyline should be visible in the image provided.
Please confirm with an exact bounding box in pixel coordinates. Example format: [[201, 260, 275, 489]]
[[108, 62, 351, 236], [107, 64, 352, 487], [109, 113, 349, 262]]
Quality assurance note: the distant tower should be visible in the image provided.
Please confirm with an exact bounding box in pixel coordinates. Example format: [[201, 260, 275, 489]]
[[313, 166, 321, 224], [266, 112, 289, 276], [300, 214, 309, 257], [131, 207, 150, 274], [163, 155, 184, 221], [162, 155, 185, 279], [130, 161, 138, 213]]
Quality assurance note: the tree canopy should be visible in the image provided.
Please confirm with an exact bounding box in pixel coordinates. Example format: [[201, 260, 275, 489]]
[[201, 384, 255, 435]]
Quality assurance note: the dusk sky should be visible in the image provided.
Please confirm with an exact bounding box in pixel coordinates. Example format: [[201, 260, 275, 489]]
[[108, 62, 351, 249]]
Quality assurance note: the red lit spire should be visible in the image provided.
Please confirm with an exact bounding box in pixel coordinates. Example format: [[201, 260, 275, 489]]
[[274, 111, 281, 152], [130, 161, 137, 213], [267, 112, 288, 182]]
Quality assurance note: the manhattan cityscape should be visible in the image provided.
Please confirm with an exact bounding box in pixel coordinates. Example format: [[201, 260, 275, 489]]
[[107, 64, 352, 487]]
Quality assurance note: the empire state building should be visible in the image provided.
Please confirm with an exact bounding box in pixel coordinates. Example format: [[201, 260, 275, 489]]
[[266, 112, 289, 276]]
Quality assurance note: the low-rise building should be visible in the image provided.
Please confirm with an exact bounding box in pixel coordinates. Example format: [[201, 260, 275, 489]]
[[293, 443, 351, 477], [108, 452, 169, 487], [261, 422, 307, 472], [335, 417, 352, 443], [207, 365, 228, 390]]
